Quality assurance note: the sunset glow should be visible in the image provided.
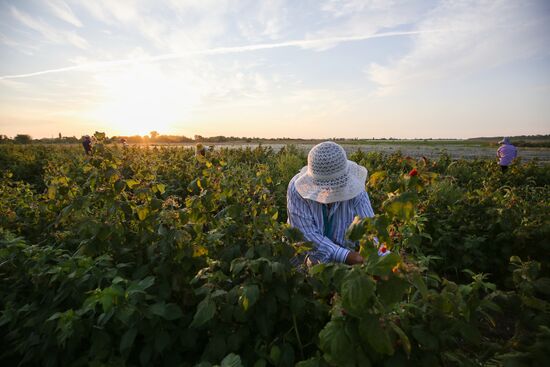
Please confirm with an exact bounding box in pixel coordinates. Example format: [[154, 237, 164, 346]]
[[89, 64, 199, 136]]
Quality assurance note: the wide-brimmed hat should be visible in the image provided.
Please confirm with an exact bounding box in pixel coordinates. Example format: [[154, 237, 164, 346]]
[[499, 137, 510, 144], [294, 141, 368, 204]]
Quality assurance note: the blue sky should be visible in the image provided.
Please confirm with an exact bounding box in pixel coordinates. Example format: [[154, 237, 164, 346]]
[[0, 0, 549, 139]]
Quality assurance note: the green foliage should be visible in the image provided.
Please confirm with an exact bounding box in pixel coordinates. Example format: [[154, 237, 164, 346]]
[[0, 144, 548, 366]]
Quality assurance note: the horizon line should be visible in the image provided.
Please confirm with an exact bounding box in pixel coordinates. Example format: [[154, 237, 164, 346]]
[[4, 133, 548, 141]]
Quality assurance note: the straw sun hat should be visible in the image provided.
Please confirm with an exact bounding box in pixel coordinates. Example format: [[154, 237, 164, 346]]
[[294, 141, 368, 204]]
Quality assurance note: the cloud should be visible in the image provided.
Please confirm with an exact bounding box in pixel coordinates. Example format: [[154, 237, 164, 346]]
[[237, 0, 288, 41], [77, 0, 229, 52], [306, 0, 431, 50], [0, 32, 38, 55], [45, 0, 82, 27], [0, 29, 442, 80], [366, 0, 550, 95], [321, 0, 405, 18], [10, 6, 88, 49]]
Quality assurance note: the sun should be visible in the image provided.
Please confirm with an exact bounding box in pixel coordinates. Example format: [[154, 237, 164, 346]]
[[91, 64, 199, 136]]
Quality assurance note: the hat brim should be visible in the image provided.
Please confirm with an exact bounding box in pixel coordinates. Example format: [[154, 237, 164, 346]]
[[294, 161, 368, 204]]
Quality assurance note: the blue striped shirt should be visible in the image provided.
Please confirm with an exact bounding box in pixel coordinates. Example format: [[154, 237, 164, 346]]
[[286, 173, 375, 264]]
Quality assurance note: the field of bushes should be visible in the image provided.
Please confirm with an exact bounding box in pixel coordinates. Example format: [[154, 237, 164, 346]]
[[1, 134, 549, 366]]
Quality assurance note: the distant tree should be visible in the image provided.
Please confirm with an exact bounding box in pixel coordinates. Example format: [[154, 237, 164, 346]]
[[62, 136, 78, 143], [126, 135, 144, 144], [150, 131, 159, 140], [58, 132, 62, 139], [14, 134, 32, 144], [0, 134, 10, 143], [194, 135, 203, 142], [94, 131, 106, 141]]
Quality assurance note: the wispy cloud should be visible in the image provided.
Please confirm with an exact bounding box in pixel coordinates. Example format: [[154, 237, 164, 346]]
[[0, 32, 38, 55], [366, 0, 550, 95], [45, 0, 82, 27], [0, 29, 446, 80], [10, 6, 88, 49], [307, 0, 431, 50], [77, 0, 228, 53], [237, 0, 287, 41]]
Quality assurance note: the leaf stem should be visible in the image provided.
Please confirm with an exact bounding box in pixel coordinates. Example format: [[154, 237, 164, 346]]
[[292, 313, 304, 360]]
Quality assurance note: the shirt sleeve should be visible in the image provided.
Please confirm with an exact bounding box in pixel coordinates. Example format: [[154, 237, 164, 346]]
[[287, 179, 350, 264], [354, 191, 375, 218]]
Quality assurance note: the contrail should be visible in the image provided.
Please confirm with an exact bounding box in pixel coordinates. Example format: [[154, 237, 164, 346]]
[[0, 29, 445, 80]]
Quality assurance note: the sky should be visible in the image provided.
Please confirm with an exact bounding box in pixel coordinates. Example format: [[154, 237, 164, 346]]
[[0, 0, 549, 139]]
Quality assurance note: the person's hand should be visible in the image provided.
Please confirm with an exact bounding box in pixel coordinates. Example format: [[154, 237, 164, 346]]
[[345, 251, 364, 265]]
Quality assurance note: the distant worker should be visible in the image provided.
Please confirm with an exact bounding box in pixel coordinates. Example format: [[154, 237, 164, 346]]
[[120, 138, 128, 147], [287, 141, 377, 266], [497, 137, 517, 172], [82, 135, 92, 155], [195, 143, 206, 157]]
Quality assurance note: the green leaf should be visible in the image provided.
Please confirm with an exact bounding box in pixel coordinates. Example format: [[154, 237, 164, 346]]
[[359, 315, 394, 355], [154, 330, 170, 353], [346, 216, 367, 241], [319, 319, 354, 366], [378, 276, 409, 307], [114, 179, 126, 192], [138, 276, 155, 290], [457, 321, 481, 344], [112, 276, 125, 284], [120, 327, 137, 353], [383, 192, 417, 220], [411, 272, 429, 299], [151, 198, 163, 210], [230, 259, 246, 275], [280, 343, 295, 366], [521, 295, 549, 311], [368, 171, 387, 187], [270, 345, 281, 364], [150, 302, 166, 317], [295, 358, 323, 367], [136, 206, 149, 221], [139, 344, 153, 366], [156, 183, 166, 194], [127, 276, 155, 295], [239, 285, 260, 311], [340, 268, 375, 317], [164, 303, 183, 320], [221, 353, 243, 367], [534, 278, 550, 295], [190, 297, 216, 328], [126, 179, 140, 189], [46, 312, 63, 322], [365, 252, 400, 277], [390, 322, 411, 357], [47, 185, 57, 199]]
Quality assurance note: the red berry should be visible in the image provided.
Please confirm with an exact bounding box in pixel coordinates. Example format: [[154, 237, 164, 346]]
[[408, 168, 418, 177]]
